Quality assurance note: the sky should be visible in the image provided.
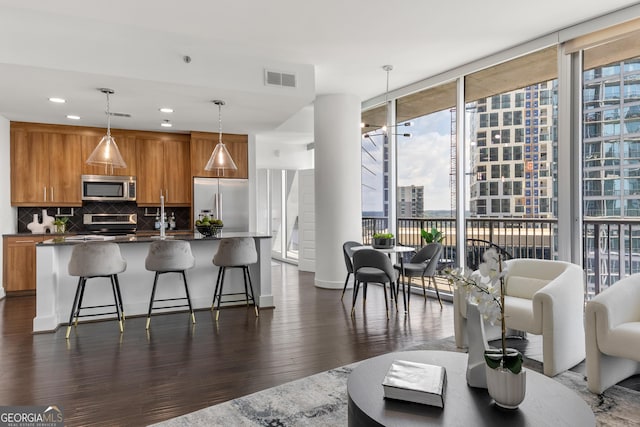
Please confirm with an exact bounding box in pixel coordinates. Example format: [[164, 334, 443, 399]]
[[361, 108, 465, 214], [397, 110, 454, 211]]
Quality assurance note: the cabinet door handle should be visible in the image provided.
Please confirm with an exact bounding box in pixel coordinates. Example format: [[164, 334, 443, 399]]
[[43, 187, 47, 201], [15, 240, 36, 243], [165, 189, 168, 202], [51, 187, 54, 201]]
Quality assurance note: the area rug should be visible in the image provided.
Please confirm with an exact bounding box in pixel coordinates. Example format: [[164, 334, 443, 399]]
[[152, 337, 640, 426]]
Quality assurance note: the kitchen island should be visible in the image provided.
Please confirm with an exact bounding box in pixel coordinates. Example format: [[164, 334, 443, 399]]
[[33, 232, 272, 332]]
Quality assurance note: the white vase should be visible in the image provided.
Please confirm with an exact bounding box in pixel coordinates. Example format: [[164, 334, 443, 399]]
[[27, 213, 44, 233], [485, 365, 526, 409]]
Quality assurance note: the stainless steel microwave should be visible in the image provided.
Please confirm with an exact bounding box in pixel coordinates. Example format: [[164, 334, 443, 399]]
[[81, 175, 137, 201]]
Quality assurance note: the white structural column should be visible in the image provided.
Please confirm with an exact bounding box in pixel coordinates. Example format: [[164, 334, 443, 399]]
[[314, 94, 362, 289]]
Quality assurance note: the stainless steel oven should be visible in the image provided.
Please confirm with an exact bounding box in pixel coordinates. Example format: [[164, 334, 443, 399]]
[[81, 175, 136, 202], [83, 213, 137, 235]]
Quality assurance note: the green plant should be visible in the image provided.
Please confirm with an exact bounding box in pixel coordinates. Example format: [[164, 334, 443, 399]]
[[444, 248, 522, 374], [53, 216, 69, 233], [372, 232, 394, 239], [53, 217, 69, 226], [421, 227, 444, 243]]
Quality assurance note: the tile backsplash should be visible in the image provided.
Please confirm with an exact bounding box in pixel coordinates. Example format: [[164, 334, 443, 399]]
[[17, 202, 191, 233]]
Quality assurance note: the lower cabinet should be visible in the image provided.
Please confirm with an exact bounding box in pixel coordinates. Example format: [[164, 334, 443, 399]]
[[3, 235, 45, 294]]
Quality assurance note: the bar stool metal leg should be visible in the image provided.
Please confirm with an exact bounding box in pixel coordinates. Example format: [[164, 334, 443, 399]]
[[146, 272, 160, 330], [75, 277, 88, 327], [244, 266, 259, 317], [114, 274, 125, 320], [182, 271, 196, 324], [211, 267, 223, 311], [213, 266, 227, 321], [66, 277, 84, 339], [110, 275, 124, 333]]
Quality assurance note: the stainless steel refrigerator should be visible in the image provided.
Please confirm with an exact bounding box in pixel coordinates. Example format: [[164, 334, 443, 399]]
[[193, 178, 249, 232]]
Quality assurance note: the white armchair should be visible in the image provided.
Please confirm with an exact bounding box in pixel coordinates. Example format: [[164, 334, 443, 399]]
[[454, 258, 586, 377], [585, 274, 640, 394]]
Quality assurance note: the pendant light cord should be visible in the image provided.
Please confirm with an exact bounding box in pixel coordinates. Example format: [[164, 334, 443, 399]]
[[382, 64, 393, 133], [106, 91, 111, 137], [218, 103, 223, 144], [385, 69, 390, 104]]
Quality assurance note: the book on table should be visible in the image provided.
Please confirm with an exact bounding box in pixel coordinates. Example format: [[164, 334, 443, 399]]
[[382, 359, 447, 407]]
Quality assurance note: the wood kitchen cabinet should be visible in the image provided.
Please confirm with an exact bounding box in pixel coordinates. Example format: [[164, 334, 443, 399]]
[[136, 134, 191, 206], [190, 131, 248, 178], [10, 123, 82, 206], [3, 235, 45, 294]]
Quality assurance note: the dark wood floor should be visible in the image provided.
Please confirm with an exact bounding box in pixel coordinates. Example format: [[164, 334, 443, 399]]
[[0, 262, 455, 426]]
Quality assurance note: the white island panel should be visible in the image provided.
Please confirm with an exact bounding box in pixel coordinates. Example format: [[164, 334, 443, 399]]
[[34, 233, 273, 332]]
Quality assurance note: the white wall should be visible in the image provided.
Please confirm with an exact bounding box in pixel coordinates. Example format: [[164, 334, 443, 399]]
[[255, 139, 314, 170], [0, 115, 16, 299], [297, 169, 315, 272]]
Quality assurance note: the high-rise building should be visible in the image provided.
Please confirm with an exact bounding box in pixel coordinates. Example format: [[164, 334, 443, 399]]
[[583, 58, 640, 217], [397, 185, 424, 218], [468, 82, 556, 218]]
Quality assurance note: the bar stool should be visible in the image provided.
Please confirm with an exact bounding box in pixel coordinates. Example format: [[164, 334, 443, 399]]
[[66, 242, 127, 339], [211, 237, 259, 321], [145, 240, 196, 329]]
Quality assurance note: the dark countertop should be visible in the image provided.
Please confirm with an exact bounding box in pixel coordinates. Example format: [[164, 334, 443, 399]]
[[3, 229, 194, 238], [36, 231, 271, 246]]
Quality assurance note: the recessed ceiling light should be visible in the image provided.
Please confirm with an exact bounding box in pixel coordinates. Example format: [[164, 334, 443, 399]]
[[161, 120, 172, 128], [66, 115, 81, 120], [49, 97, 66, 103], [159, 107, 174, 113]]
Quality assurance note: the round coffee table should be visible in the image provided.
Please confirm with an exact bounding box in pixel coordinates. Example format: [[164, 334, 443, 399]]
[[347, 350, 595, 426]]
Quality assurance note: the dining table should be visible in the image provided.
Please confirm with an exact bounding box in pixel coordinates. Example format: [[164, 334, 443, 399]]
[[351, 245, 416, 312]]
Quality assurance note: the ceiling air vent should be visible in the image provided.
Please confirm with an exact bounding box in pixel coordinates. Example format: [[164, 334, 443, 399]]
[[108, 112, 132, 118], [265, 69, 297, 88]]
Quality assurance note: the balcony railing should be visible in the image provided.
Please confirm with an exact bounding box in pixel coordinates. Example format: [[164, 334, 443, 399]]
[[583, 218, 640, 298], [362, 215, 640, 298]]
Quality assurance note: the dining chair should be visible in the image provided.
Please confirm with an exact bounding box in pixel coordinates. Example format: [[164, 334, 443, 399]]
[[394, 242, 443, 309], [341, 241, 361, 301], [352, 249, 399, 320], [466, 238, 513, 271]]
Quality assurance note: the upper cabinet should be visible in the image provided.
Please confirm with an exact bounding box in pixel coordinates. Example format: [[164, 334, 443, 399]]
[[190, 132, 248, 178], [136, 133, 191, 206], [9, 122, 249, 208], [11, 123, 83, 206], [81, 130, 137, 177]]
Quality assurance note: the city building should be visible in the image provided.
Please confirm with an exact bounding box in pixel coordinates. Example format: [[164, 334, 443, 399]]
[[468, 82, 556, 218], [583, 58, 640, 217], [397, 185, 424, 218]]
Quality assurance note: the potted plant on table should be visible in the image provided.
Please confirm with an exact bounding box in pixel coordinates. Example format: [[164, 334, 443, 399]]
[[372, 232, 395, 249], [53, 217, 69, 234], [444, 248, 525, 409], [421, 226, 444, 243]]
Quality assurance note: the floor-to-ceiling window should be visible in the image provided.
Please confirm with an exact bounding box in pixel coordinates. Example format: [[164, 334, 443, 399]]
[[361, 105, 389, 237], [581, 29, 640, 294], [394, 82, 457, 253], [257, 168, 300, 263], [463, 47, 559, 260]]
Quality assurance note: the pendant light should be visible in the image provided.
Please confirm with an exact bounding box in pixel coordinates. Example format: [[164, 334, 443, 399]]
[[86, 88, 127, 174], [204, 99, 237, 220], [204, 100, 237, 173]]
